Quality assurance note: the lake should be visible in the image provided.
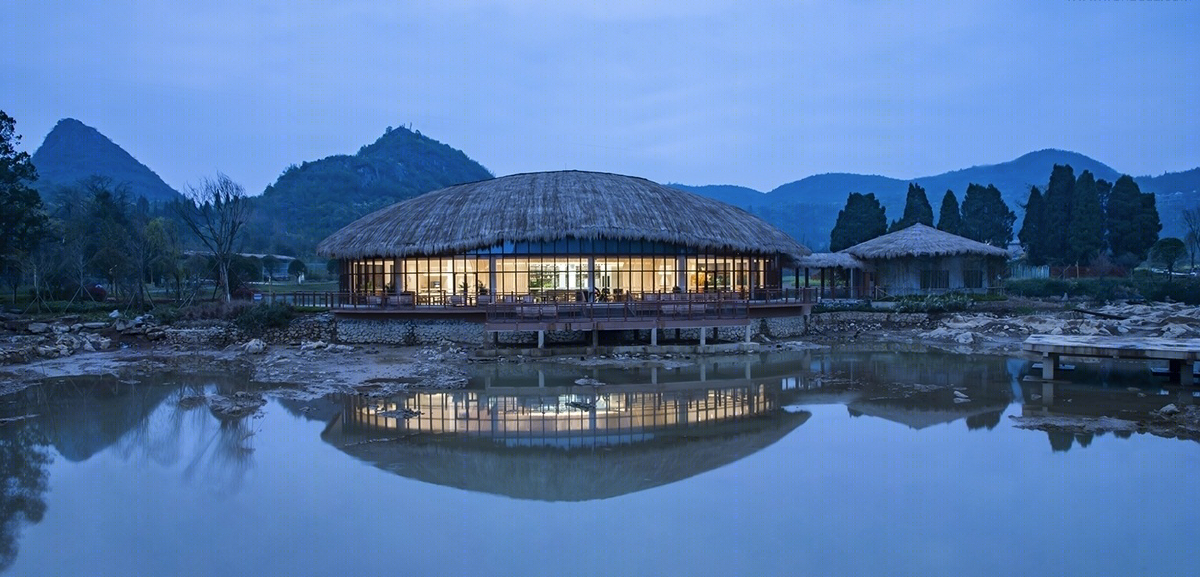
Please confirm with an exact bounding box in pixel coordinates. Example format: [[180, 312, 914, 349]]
[[1, 347, 1196, 576]]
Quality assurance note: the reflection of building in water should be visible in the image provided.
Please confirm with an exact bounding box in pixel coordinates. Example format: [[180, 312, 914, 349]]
[[322, 382, 809, 501], [341, 384, 779, 448]]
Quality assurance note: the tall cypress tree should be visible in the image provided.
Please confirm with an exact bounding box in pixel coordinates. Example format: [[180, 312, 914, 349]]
[[1107, 175, 1161, 265], [1067, 170, 1105, 264], [936, 190, 962, 236], [960, 183, 1016, 248], [1018, 186, 1046, 265], [889, 183, 934, 232], [1042, 164, 1076, 263], [830, 192, 888, 252]]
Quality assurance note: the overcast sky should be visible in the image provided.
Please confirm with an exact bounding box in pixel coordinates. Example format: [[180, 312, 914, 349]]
[[3, 1, 1197, 194]]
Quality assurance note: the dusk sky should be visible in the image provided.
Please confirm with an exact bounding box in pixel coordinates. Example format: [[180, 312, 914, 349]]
[[4, 1, 1197, 195]]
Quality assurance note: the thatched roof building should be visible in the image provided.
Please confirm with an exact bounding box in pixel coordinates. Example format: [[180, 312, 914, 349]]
[[795, 252, 868, 270], [843, 223, 1008, 260], [839, 224, 1009, 297], [318, 171, 809, 260], [318, 171, 812, 302]]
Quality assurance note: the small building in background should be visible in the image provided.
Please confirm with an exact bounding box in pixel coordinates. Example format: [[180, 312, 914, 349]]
[[840, 224, 1009, 297]]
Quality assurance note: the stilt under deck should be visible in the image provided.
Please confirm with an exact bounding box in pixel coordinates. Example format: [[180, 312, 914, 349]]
[[1022, 335, 1200, 386]]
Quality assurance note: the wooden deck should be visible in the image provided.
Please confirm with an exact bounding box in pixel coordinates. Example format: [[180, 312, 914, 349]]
[[1022, 335, 1200, 385]]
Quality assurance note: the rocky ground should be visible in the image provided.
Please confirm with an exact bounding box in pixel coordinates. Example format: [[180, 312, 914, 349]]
[[880, 301, 1200, 354], [2, 300, 1197, 440]]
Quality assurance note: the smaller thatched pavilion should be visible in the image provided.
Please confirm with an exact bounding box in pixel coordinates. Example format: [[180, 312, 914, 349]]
[[842, 224, 1009, 297], [795, 252, 872, 300]]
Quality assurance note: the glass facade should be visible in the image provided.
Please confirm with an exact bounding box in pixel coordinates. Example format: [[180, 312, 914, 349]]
[[338, 240, 782, 305]]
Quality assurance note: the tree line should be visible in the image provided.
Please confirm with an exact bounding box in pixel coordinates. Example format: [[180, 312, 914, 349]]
[[0, 111, 287, 310], [1018, 164, 1161, 268], [829, 182, 1015, 252], [825, 164, 1187, 274]]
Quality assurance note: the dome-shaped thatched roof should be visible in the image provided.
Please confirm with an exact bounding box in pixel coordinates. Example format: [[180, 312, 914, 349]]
[[317, 171, 811, 260], [843, 223, 1009, 259]]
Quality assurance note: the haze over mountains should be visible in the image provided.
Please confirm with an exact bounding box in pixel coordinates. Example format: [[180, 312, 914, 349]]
[[27, 118, 1198, 254]]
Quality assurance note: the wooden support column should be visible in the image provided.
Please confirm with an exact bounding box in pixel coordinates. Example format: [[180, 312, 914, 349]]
[[537, 330, 545, 349], [745, 324, 752, 343], [650, 328, 657, 346], [1041, 352, 1059, 380], [700, 328, 707, 346], [592, 329, 599, 348]]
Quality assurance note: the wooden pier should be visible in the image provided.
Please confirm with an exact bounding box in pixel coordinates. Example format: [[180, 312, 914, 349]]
[[1022, 335, 1200, 385]]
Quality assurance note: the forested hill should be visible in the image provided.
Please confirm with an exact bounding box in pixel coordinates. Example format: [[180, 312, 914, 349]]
[[245, 125, 493, 255], [672, 149, 1197, 250], [30, 118, 181, 204]]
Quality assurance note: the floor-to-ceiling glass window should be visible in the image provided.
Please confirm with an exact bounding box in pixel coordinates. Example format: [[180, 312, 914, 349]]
[[345, 241, 783, 304]]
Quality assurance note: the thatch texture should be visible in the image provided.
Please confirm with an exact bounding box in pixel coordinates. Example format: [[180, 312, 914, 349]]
[[843, 223, 1009, 260], [317, 171, 810, 259], [795, 252, 868, 270]]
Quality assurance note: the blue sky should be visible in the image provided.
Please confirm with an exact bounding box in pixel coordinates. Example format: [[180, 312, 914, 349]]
[[3, 1, 1197, 194]]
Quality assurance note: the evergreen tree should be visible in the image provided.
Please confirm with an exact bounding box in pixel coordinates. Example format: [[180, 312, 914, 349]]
[[1018, 186, 1046, 265], [830, 192, 887, 252], [1042, 164, 1076, 263], [960, 183, 1016, 248], [936, 190, 962, 236], [1150, 237, 1186, 279], [889, 183, 934, 232], [1067, 170, 1105, 264], [0, 111, 48, 298], [1107, 175, 1161, 265]]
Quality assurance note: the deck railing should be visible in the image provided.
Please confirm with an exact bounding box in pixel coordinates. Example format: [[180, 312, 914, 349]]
[[253, 288, 817, 311]]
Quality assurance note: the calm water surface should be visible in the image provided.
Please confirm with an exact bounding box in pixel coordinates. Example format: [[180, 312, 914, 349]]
[[1, 348, 1196, 576]]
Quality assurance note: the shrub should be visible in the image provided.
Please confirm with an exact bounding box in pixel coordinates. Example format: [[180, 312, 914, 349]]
[[176, 301, 254, 322], [234, 303, 295, 335], [1004, 278, 1138, 302], [894, 292, 972, 313]]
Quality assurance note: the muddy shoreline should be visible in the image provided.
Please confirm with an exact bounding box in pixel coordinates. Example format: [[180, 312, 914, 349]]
[[3, 301, 1197, 441]]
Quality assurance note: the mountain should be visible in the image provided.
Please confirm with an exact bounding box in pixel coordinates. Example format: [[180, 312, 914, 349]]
[[245, 125, 493, 255], [677, 149, 1196, 250], [1137, 167, 1200, 243], [666, 183, 766, 208], [30, 118, 181, 204]]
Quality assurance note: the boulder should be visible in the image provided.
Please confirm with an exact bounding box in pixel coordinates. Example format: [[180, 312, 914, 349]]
[[109, 309, 120, 319], [1160, 404, 1180, 416], [82, 322, 108, 330], [241, 339, 266, 354], [27, 322, 50, 334]]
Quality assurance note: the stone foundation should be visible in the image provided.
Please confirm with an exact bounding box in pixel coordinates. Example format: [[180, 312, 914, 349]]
[[188, 310, 933, 348]]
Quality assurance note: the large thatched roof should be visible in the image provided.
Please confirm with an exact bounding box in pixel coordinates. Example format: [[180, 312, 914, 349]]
[[843, 223, 1009, 260], [317, 171, 811, 260]]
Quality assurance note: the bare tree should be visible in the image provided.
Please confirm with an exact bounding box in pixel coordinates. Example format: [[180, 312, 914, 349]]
[[1184, 206, 1200, 275], [175, 174, 251, 303]]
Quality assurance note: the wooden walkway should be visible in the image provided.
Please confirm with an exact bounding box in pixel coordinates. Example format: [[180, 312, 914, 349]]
[[1022, 335, 1200, 385]]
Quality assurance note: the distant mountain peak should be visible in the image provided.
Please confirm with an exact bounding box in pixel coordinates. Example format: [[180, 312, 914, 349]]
[[31, 118, 180, 203]]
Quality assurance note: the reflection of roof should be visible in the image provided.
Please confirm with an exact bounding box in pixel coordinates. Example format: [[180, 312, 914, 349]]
[[844, 223, 1009, 259], [322, 410, 809, 501], [847, 398, 1007, 430]]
